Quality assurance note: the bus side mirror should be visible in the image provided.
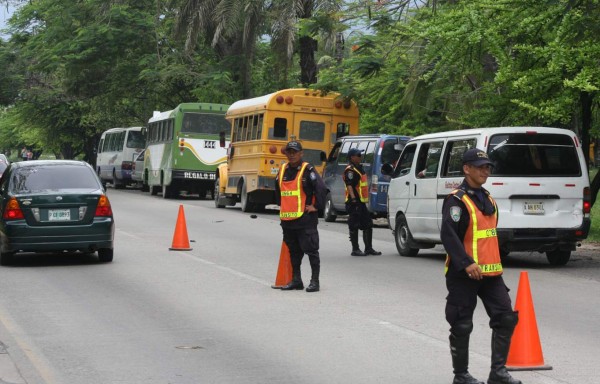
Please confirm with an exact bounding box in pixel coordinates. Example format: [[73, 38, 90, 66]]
[[219, 131, 226, 148], [141, 127, 147, 136], [381, 163, 394, 176]]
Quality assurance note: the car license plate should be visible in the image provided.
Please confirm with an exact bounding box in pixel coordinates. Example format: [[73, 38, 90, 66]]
[[523, 202, 544, 215], [48, 209, 71, 221]]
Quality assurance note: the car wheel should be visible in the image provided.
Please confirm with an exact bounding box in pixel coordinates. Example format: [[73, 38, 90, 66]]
[[546, 250, 571, 266], [214, 178, 225, 208], [323, 193, 337, 222], [395, 215, 419, 257], [98, 248, 113, 263], [0, 250, 14, 266], [240, 183, 254, 212]]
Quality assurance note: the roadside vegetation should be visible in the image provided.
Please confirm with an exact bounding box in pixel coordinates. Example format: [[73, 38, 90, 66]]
[[0, 0, 598, 202]]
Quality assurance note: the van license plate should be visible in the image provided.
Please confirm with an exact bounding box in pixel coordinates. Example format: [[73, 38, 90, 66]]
[[48, 209, 71, 221], [523, 202, 544, 215]]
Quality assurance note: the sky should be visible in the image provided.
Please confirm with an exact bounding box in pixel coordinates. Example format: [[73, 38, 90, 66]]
[[0, 4, 14, 40]]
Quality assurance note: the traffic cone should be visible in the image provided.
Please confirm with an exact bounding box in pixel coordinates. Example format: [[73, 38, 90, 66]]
[[169, 205, 193, 251], [271, 241, 293, 289], [506, 271, 552, 371]]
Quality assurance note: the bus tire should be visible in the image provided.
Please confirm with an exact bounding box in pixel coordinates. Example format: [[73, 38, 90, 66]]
[[214, 178, 225, 208], [162, 184, 175, 199], [150, 185, 159, 195], [141, 182, 149, 192], [395, 214, 419, 257], [240, 183, 254, 212]]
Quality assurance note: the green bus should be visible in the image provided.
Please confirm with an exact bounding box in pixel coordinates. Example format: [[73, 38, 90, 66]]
[[143, 103, 230, 198]]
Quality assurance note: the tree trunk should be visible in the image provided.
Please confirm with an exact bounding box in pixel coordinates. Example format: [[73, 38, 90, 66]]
[[299, 35, 318, 86]]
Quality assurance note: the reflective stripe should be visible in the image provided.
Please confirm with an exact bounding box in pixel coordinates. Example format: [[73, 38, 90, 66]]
[[344, 165, 369, 203], [480, 263, 503, 273]]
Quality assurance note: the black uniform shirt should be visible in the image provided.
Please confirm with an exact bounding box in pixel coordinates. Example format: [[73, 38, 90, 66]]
[[440, 180, 497, 277], [344, 163, 365, 203], [275, 162, 320, 229]]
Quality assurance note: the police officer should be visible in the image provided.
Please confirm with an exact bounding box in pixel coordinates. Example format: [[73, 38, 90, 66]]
[[344, 148, 382, 256], [275, 141, 324, 293], [441, 148, 522, 384]]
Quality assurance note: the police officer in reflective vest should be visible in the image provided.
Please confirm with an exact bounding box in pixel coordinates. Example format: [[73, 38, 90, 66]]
[[441, 149, 521, 384], [275, 141, 324, 292], [343, 148, 382, 256]]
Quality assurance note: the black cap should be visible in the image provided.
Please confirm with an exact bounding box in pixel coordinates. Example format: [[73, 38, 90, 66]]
[[285, 141, 302, 152], [462, 148, 494, 167], [348, 148, 363, 157]]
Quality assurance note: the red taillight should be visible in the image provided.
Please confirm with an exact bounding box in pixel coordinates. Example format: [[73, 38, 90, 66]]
[[3, 197, 24, 220], [95, 195, 113, 217], [583, 187, 591, 214]]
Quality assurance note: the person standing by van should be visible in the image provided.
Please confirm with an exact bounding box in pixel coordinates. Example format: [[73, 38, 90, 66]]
[[344, 148, 382, 256], [275, 141, 324, 293], [440, 148, 521, 384]]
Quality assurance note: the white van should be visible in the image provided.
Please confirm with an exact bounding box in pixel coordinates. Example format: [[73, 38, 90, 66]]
[[96, 127, 146, 189], [383, 127, 591, 265]]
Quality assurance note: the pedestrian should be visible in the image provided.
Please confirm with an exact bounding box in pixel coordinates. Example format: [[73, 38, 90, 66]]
[[440, 148, 521, 384], [21, 146, 28, 161], [343, 148, 381, 256], [275, 141, 325, 293]]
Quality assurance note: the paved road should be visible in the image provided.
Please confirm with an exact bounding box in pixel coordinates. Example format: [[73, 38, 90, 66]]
[[0, 188, 598, 384]]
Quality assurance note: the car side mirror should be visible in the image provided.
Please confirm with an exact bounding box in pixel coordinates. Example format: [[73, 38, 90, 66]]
[[381, 163, 394, 176], [320, 151, 327, 162]]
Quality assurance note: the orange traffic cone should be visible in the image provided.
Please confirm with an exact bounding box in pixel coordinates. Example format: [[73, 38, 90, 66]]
[[506, 271, 552, 371], [271, 241, 293, 289], [169, 205, 193, 251]]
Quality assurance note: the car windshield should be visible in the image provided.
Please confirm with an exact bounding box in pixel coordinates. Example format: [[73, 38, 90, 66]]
[[10, 164, 100, 193]]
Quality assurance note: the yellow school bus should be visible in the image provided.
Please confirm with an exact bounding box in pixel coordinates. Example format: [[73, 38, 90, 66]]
[[214, 88, 359, 212]]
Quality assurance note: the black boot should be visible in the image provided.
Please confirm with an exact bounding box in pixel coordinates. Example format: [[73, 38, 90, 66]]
[[450, 321, 484, 384], [281, 269, 304, 290], [363, 227, 382, 255], [488, 312, 521, 384], [306, 265, 320, 292], [349, 230, 366, 256]]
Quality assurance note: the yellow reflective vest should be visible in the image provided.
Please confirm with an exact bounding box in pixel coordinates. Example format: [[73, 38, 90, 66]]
[[446, 190, 503, 276], [279, 162, 310, 220], [343, 164, 368, 203]]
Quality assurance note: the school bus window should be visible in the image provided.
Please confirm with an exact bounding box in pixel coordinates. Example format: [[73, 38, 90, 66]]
[[168, 120, 173, 141], [299, 121, 325, 141], [256, 114, 263, 139], [272, 118, 287, 139], [337, 122, 350, 139], [251, 115, 260, 140]]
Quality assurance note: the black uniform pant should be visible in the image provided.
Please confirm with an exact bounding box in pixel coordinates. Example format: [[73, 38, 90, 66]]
[[346, 202, 373, 231], [445, 275, 513, 330], [282, 227, 320, 273]]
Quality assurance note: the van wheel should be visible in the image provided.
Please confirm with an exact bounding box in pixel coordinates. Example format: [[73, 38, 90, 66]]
[[214, 178, 225, 208], [395, 215, 419, 257], [546, 250, 571, 266], [113, 170, 125, 189], [323, 193, 337, 222], [150, 185, 159, 195]]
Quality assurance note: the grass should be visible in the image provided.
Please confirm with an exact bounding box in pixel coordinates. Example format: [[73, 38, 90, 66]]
[[589, 167, 599, 243]]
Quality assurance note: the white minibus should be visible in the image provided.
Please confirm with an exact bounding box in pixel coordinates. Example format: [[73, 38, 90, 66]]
[[383, 127, 591, 265], [96, 127, 146, 188]]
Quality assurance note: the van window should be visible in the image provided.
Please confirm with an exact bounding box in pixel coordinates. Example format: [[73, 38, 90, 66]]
[[441, 139, 477, 177], [339, 141, 352, 165], [488, 133, 581, 176], [381, 138, 402, 165], [363, 141, 375, 165], [393, 144, 417, 177], [416, 141, 443, 178]]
